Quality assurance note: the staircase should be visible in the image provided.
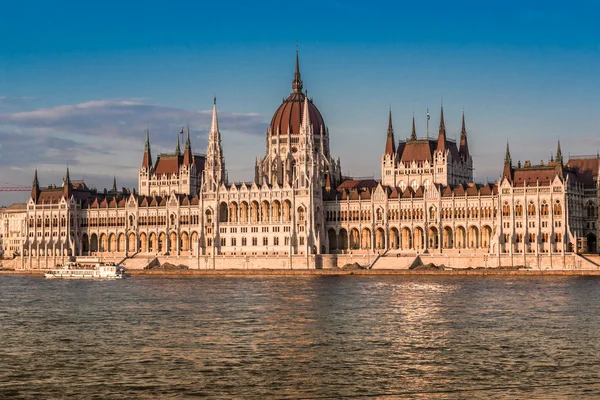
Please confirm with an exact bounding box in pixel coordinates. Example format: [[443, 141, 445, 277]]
[[369, 253, 418, 270]]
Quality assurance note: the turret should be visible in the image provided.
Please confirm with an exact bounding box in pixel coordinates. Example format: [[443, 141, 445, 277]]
[[410, 114, 417, 141], [459, 112, 470, 160], [203, 97, 226, 191], [384, 108, 396, 155], [555, 140, 564, 177], [502, 141, 512, 182], [63, 167, 72, 199], [292, 45, 303, 94], [31, 169, 40, 203], [183, 126, 193, 165], [436, 105, 447, 153], [141, 129, 153, 170]]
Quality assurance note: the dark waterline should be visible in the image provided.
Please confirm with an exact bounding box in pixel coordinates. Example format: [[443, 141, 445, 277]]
[[1, 275, 600, 399]]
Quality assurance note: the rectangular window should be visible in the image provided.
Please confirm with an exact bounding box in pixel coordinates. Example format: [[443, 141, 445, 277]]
[[299, 237, 305, 245], [242, 237, 247, 246], [274, 237, 279, 246], [252, 237, 257, 246], [285, 237, 290, 245], [231, 237, 237, 246], [220, 238, 226, 246], [263, 237, 268, 246]]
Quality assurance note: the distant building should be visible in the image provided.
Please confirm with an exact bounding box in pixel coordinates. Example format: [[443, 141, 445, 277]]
[[7, 51, 600, 269]]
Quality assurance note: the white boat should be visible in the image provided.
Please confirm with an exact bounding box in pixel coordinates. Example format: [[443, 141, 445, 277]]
[[44, 261, 126, 279]]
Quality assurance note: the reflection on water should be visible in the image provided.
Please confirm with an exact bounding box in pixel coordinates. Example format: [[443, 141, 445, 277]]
[[1, 275, 600, 399]]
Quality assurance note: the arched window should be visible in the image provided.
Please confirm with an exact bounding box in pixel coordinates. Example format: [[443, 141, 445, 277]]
[[528, 201, 536, 217], [554, 200, 562, 216], [502, 202, 510, 217]]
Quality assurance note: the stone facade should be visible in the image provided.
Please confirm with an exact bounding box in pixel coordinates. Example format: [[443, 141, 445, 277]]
[[6, 52, 600, 269]]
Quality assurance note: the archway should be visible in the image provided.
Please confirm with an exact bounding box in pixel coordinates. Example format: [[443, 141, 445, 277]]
[[148, 232, 157, 252], [191, 231, 199, 254], [81, 234, 90, 254], [455, 226, 466, 249], [240, 202, 249, 223], [468, 226, 479, 249], [118, 233, 125, 252], [443, 226, 453, 249], [361, 228, 372, 249], [375, 228, 385, 250], [389, 227, 399, 249], [339, 228, 348, 250], [250, 201, 259, 223], [158, 232, 166, 253], [169, 232, 178, 253], [283, 200, 292, 222], [428, 226, 439, 249], [99, 233, 107, 252], [181, 232, 190, 252], [350, 228, 360, 250], [414, 227, 424, 250], [108, 233, 117, 252], [271, 200, 281, 222], [401, 227, 412, 250], [139, 232, 147, 252], [482, 226, 492, 249], [229, 202, 238, 223], [219, 202, 228, 223], [587, 233, 597, 253], [128, 233, 136, 252], [261, 201, 270, 223], [328, 228, 337, 252]]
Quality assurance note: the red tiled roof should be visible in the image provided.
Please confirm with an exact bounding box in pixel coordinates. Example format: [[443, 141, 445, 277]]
[[513, 167, 557, 186], [567, 158, 599, 188]]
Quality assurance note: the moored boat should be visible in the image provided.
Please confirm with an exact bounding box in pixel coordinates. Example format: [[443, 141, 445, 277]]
[[44, 261, 125, 279]]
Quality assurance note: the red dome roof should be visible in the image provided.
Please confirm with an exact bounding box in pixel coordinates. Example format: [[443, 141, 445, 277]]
[[269, 92, 325, 136], [269, 51, 326, 136]]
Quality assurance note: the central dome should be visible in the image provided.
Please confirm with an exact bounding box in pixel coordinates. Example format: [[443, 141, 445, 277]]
[[269, 53, 326, 136]]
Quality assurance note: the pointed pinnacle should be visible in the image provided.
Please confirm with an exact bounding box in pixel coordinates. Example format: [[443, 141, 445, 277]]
[[411, 115, 417, 140], [387, 107, 394, 137], [461, 111, 466, 136]]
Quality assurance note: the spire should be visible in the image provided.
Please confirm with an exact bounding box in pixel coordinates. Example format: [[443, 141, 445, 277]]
[[504, 141, 511, 164], [112, 176, 117, 192], [185, 126, 191, 150], [292, 44, 303, 94], [301, 95, 311, 132], [210, 96, 219, 135], [437, 104, 447, 152], [503, 141, 512, 182], [555, 139, 564, 177], [183, 126, 193, 165], [384, 107, 396, 155], [31, 169, 40, 203], [204, 97, 226, 190], [63, 166, 72, 198], [459, 111, 470, 160], [411, 114, 417, 141], [556, 139, 563, 163], [176, 132, 181, 155], [142, 129, 153, 169]]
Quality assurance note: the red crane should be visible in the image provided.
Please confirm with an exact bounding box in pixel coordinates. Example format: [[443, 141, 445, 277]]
[[0, 181, 31, 192]]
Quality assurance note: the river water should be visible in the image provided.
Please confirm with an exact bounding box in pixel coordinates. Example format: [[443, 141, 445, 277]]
[[1, 275, 600, 399]]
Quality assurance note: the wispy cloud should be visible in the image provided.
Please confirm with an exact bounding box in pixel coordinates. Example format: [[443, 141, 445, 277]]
[[0, 99, 269, 193]]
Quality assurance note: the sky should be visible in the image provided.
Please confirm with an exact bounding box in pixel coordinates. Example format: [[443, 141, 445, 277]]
[[0, 0, 599, 205]]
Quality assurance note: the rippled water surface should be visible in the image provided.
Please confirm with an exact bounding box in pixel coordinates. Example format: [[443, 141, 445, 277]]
[[2, 275, 600, 399]]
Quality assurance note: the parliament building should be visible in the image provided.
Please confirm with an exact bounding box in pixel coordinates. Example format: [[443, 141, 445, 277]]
[[6, 52, 600, 270]]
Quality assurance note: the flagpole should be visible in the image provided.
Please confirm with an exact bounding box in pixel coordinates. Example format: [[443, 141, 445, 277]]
[[426, 108, 430, 140]]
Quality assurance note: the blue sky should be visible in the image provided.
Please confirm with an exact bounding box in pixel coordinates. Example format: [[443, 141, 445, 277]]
[[1, 0, 599, 204]]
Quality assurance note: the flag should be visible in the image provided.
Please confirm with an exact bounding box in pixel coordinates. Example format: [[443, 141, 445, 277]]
[[180, 127, 184, 134]]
